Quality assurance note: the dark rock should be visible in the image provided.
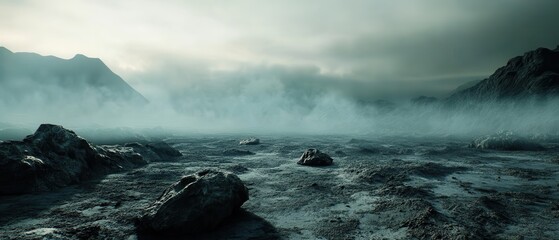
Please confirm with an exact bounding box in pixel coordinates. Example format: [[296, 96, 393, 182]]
[[124, 142, 182, 162], [297, 149, 333, 166], [146, 142, 182, 157], [0, 124, 148, 195], [223, 149, 255, 156], [239, 138, 260, 145], [469, 131, 545, 151], [137, 169, 249, 235]]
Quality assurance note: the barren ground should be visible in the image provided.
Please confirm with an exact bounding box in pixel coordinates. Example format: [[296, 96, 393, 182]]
[[1, 135, 558, 239]]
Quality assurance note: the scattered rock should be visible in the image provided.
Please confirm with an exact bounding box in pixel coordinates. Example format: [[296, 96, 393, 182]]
[[223, 149, 255, 156], [297, 149, 333, 166], [239, 138, 260, 145], [137, 169, 249, 235], [124, 141, 182, 162], [469, 131, 545, 151], [146, 142, 182, 158]]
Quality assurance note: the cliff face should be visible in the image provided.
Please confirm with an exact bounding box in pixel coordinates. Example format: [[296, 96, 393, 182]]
[[0, 46, 147, 106], [447, 46, 559, 103]]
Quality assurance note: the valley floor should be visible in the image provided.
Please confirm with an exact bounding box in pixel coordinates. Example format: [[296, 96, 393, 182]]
[[1, 135, 559, 239]]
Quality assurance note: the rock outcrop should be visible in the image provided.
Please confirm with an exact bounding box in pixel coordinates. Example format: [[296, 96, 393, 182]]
[[447, 46, 559, 104], [124, 142, 182, 162], [0, 124, 180, 195], [137, 169, 249, 235], [297, 149, 334, 166], [469, 131, 545, 151], [239, 138, 260, 145]]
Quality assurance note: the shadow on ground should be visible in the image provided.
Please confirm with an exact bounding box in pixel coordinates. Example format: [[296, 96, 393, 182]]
[[136, 209, 280, 240]]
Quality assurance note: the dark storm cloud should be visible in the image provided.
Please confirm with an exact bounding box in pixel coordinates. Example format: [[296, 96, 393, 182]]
[[2, 0, 559, 134], [329, 0, 559, 80]]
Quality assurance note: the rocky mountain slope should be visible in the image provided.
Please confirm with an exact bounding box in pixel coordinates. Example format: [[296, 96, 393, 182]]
[[0, 46, 147, 106], [447, 46, 559, 103]]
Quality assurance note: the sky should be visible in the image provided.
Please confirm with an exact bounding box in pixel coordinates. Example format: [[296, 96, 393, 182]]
[[1, 0, 559, 101], [1, 1, 559, 134]]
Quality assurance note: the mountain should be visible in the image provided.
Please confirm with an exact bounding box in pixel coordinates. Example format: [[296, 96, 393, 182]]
[[0, 46, 147, 106], [447, 46, 559, 103]]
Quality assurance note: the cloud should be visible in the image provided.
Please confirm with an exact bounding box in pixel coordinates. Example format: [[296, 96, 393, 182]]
[[1, 0, 559, 135], [327, 0, 559, 79]]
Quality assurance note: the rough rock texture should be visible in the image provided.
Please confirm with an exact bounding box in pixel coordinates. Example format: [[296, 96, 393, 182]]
[[124, 142, 182, 162], [137, 169, 249, 235], [469, 131, 545, 151], [297, 149, 333, 166], [0, 124, 149, 195], [239, 138, 260, 145], [448, 46, 559, 103]]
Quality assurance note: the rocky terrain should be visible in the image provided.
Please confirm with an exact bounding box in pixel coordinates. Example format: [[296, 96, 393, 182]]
[[0, 133, 558, 239], [0, 124, 181, 195]]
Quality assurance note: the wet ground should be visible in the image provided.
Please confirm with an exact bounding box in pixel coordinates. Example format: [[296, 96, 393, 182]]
[[1, 135, 559, 239]]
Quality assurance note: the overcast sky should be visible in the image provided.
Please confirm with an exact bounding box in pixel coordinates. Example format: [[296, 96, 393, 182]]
[[1, 0, 559, 100]]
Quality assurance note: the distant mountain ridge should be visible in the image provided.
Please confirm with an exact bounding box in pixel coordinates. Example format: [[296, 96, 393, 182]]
[[0, 46, 147, 106], [447, 45, 559, 103]]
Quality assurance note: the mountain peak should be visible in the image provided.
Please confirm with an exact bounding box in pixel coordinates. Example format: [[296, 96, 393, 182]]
[[0, 46, 12, 55], [1, 48, 148, 105], [72, 53, 99, 61], [447, 45, 559, 103]]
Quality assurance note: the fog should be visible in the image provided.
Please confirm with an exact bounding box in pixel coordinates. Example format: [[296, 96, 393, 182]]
[[1, 64, 558, 139], [1, 1, 559, 139]]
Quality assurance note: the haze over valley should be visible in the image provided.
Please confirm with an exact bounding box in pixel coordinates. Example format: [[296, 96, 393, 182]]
[[1, 1, 559, 239]]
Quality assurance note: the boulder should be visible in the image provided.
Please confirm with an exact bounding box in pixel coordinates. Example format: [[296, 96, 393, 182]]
[[0, 124, 148, 195], [469, 131, 545, 151], [147, 142, 182, 158], [137, 169, 249, 234], [297, 149, 334, 166], [124, 141, 182, 162], [239, 138, 260, 145]]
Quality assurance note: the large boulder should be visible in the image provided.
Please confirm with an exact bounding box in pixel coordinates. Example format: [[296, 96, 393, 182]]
[[297, 149, 334, 166], [138, 169, 249, 235], [0, 124, 148, 195], [469, 131, 545, 151]]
